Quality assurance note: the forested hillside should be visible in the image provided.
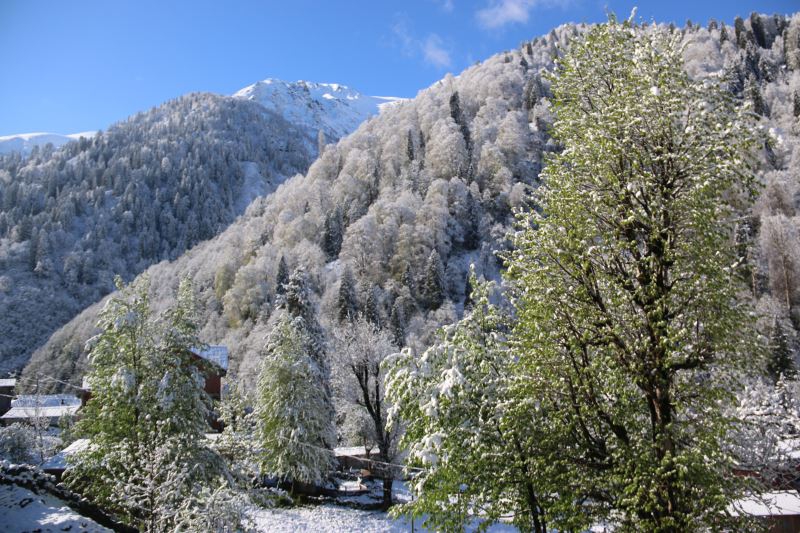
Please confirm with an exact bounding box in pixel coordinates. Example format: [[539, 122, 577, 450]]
[[23, 12, 800, 397], [0, 94, 315, 374]]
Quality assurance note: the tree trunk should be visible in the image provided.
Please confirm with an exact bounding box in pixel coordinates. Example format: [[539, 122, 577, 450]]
[[382, 476, 393, 510]]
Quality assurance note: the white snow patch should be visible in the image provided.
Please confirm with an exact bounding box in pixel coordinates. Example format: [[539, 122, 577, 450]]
[[0, 483, 111, 532], [233, 79, 404, 140]]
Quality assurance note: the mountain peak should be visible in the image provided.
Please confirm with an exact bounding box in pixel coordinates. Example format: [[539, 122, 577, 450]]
[[232, 78, 402, 140]]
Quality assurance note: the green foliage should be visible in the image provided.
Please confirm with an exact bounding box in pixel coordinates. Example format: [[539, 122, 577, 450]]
[[66, 276, 233, 531], [505, 17, 760, 531], [385, 273, 552, 532], [255, 314, 336, 487]]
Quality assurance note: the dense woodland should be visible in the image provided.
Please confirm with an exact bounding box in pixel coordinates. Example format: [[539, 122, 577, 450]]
[[22, 13, 800, 396], [0, 93, 317, 373], [2, 10, 800, 532]]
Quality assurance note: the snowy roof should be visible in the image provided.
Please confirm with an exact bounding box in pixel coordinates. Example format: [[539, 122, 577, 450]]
[[41, 438, 90, 471], [10, 395, 81, 408], [191, 345, 229, 372], [0, 378, 16, 388], [730, 491, 800, 517], [1, 404, 80, 420], [334, 446, 369, 457]]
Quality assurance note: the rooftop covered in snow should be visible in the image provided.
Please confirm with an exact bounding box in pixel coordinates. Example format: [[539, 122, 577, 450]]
[[190, 345, 229, 373]]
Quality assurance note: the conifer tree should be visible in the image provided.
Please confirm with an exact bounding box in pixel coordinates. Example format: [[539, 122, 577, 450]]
[[255, 314, 336, 490], [364, 284, 383, 328], [421, 250, 445, 311], [337, 268, 358, 322], [323, 207, 344, 260], [276, 256, 289, 295], [389, 300, 406, 347], [768, 317, 796, 382], [506, 18, 759, 530]]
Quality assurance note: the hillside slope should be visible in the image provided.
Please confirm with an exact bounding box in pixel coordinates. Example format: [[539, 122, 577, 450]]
[[24, 14, 800, 393], [0, 78, 393, 375]]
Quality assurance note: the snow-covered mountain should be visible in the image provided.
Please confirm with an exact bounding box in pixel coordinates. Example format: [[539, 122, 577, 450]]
[[233, 79, 402, 140], [0, 131, 97, 155], [0, 77, 394, 376]]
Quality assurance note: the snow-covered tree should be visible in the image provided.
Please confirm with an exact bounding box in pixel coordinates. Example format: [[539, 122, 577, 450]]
[[66, 277, 233, 530], [332, 317, 399, 508], [506, 17, 760, 530], [386, 273, 550, 532], [255, 314, 336, 490]]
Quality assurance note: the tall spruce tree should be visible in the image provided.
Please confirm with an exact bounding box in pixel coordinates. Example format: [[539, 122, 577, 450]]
[[506, 18, 759, 530], [337, 268, 358, 322], [276, 256, 289, 295], [768, 317, 796, 382], [421, 250, 445, 311], [255, 314, 336, 490], [66, 277, 229, 530]]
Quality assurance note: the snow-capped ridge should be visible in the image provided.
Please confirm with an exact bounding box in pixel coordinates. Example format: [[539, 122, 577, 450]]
[[0, 131, 97, 155], [233, 78, 403, 140]]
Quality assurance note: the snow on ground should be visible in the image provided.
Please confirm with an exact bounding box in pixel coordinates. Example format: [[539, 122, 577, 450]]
[[250, 504, 519, 533], [0, 483, 110, 532]]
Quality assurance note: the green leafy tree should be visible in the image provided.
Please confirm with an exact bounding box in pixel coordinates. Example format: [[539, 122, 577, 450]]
[[386, 272, 551, 532], [506, 18, 759, 531]]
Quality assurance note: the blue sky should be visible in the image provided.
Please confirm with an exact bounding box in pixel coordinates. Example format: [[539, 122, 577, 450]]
[[0, 0, 796, 136]]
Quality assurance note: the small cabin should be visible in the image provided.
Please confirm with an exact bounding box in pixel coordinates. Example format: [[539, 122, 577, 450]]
[[190, 345, 229, 401], [0, 394, 81, 426], [0, 378, 16, 416], [731, 491, 800, 533]]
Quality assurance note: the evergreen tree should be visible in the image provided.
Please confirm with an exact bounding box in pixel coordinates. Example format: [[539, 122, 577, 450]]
[[463, 191, 480, 250], [275, 255, 289, 295], [66, 277, 230, 530], [719, 22, 729, 43], [337, 268, 358, 322], [255, 314, 336, 489], [322, 207, 344, 260], [768, 317, 796, 382], [363, 284, 382, 329], [793, 90, 800, 118], [506, 18, 759, 530], [747, 74, 767, 116], [449, 91, 473, 180], [389, 299, 406, 347], [734, 16, 748, 48], [285, 267, 326, 366], [421, 250, 445, 311], [750, 12, 767, 48]]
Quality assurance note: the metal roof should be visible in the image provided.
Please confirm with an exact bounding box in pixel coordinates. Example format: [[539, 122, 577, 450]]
[[191, 345, 229, 372], [1, 404, 80, 420], [41, 438, 90, 471], [0, 378, 16, 388], [11, 395, 81, 408]]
